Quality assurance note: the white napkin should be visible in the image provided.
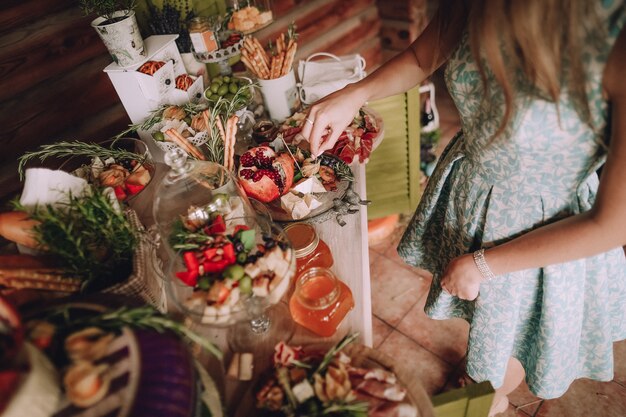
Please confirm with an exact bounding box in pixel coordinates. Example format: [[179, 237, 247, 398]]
[[20, 168, 89, 208]]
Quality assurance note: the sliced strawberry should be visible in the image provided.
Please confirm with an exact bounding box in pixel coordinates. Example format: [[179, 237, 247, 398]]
[[125, 183, 145, 195], [206, 215, 226, 234], [233, 225, 250, 233], [113, 185, 127, 201], [176, 269, 199, 286]]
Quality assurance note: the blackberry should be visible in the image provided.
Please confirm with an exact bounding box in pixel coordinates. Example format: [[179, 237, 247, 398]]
[[265, 239, 276, 249], [239, 152, 255, 167], [239, 168, 255, 180], [278, 241, 289, 251], [246, 254, 258, 264], [262, 234, 272, 242]]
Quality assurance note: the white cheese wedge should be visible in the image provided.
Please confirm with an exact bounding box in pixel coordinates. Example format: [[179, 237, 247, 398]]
[[281, 192, 323, 220], [292, 177, 327, 194], [292, 379, 315, 403], [281, 193, 311, 220]]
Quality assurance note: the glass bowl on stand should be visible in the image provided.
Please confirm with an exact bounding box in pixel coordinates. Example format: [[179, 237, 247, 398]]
[[164, 214, 296, 376]]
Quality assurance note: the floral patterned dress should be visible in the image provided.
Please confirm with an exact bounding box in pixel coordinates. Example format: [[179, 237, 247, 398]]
[[397, 1, 626, 399]]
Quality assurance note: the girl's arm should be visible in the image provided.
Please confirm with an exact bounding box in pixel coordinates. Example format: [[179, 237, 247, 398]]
[[302, 0, 468, 156]]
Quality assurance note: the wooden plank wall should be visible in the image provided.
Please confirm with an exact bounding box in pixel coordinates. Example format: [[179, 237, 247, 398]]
[[0, 0, 382, 203], [256, 0, 382, 71], [0, 0, 131, 202]]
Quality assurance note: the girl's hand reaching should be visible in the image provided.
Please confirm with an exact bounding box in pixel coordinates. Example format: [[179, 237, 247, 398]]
[[301, 84, 368, 157], [440, 254, 485, 300]]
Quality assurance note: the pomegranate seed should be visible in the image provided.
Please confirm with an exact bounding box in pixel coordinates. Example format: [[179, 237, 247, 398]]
[[240, 153, 255, 167], [239, 168, 255, 179]]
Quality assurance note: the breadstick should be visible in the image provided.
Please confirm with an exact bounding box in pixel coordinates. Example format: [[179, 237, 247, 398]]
[[277, 33, 285, 54], [281, 42, 297, 77], [202, 110, 211, 133], [215, 115, 226, 144], [274, 53, 284, 79], [225, 115, 239, 171], [241, 53, 262, 78], [252, 37, 270, 68], [165, 129, 205, 160]]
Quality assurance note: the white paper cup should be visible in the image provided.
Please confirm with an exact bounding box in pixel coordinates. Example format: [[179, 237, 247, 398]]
[[258, 70, 300, 122]]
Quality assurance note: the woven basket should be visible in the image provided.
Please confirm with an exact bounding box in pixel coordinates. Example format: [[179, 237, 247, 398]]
[[101, 209, 167, 311]]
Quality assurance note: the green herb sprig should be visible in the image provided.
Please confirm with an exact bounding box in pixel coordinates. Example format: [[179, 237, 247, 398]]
[[315, 333, 359, 375], [51, 305, 222, 359], [79, 0, 136, 20], [114, 102, 210, 140], [18, 140, 146, 180], [12, 189, 137, 292]]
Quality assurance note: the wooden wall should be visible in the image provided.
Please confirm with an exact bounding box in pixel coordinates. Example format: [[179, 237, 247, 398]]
[[0, 0, 383, 203], [258, 0, 382, 71], [0, 0, 131, 202]]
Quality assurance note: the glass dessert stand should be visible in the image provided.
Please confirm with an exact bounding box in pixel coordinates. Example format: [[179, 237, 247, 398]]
[[164, 214, 297, 380]]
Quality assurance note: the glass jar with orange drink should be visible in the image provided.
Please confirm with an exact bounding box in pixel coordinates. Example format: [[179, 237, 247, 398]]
[[283, 223, 333, 275], [289, 267, 354, 337]]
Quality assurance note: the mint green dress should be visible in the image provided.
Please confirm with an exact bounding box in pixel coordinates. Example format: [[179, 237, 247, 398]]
[[397, 1, 626, 399]]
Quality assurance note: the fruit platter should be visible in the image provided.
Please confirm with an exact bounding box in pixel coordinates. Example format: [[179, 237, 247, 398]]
[[167, 214, 295, 326], [238, 334, 426, 417], [279, 107, 384, 164], [236, 144, 357, 222]]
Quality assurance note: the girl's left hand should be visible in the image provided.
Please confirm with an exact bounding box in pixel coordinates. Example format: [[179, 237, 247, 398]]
[[440, 254, 485, 300]]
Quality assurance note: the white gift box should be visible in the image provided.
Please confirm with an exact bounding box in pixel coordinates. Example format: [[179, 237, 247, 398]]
[[168, 75, 204, 105], [104, 35, 184, 124], [136, 59, 175, 102]]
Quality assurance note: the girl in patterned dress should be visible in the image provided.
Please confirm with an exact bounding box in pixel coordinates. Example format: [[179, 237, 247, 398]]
[[301, 0, 626, 415]]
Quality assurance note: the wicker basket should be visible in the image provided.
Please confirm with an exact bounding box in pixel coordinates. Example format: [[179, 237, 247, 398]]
[[101, 209, 166, 311]]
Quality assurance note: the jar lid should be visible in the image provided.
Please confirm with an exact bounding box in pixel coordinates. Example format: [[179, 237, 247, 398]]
[[283, 223, 319, 258]]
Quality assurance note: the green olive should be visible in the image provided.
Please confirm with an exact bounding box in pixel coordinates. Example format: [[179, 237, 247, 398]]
[[239, 275, 252, 295], [210, 93, 221, 101], [210, 83, 220, 94], [217, 84, 229, 96], [223, 76, 231, 83], [229, 82, 239, 94], [152, 131, 165, 141], [224, 264, 245, 281]]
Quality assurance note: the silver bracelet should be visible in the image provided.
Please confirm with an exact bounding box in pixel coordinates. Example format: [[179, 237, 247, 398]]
[[473, 249, 496, 281]]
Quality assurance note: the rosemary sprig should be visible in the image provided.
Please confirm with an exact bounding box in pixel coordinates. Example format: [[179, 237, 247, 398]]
[[18, 140, 146, 180], [114, 102, 210, 140], [315, 333, 359, 375], [322, 402, 368, 416], [286, 146, 355, 182], [169, 217, 215, 250], [51, 305, 222, 359], [287, 22, 298, 43], [12, 189, 137, 292]]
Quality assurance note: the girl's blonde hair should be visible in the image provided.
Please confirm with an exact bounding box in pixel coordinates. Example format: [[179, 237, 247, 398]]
[[465, 0, 593, 137]]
